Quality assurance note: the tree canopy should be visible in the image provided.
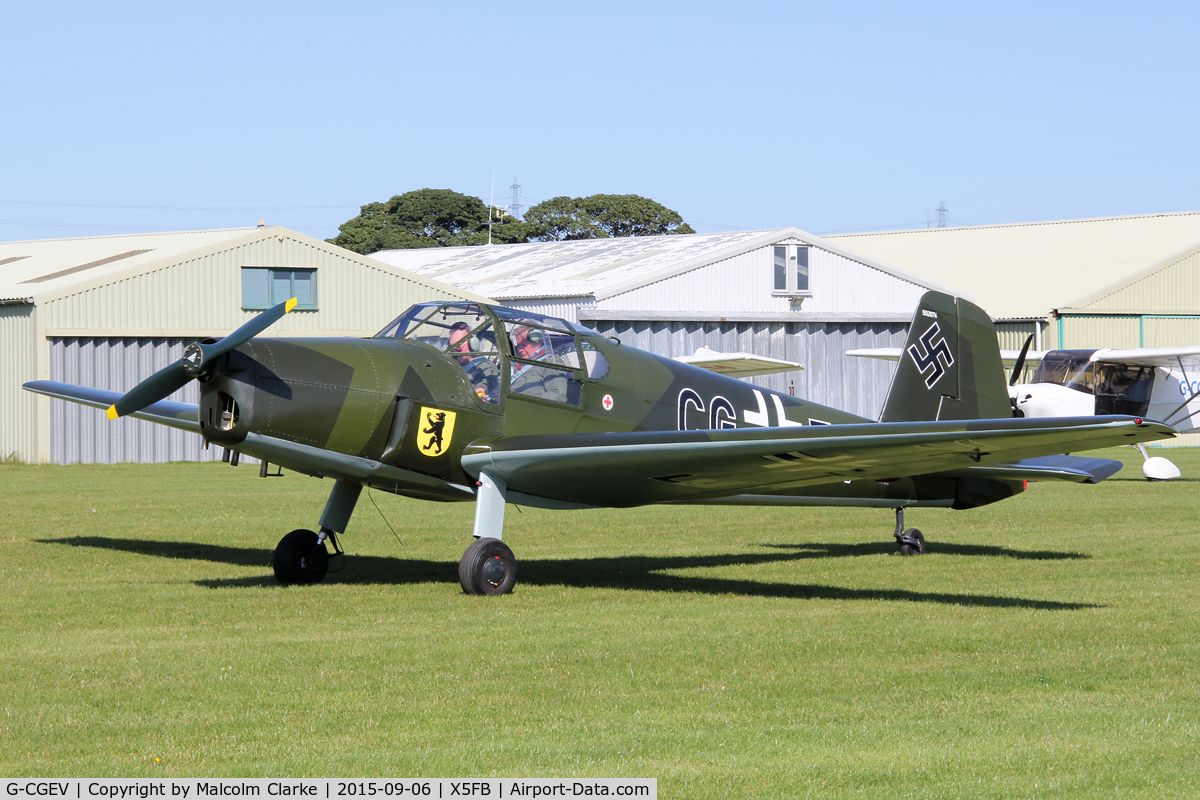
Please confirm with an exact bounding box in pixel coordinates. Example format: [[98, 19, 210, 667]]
[[326, 188, 533, 253], [327, 189, 694, 254], [523, 194, 695, 241]]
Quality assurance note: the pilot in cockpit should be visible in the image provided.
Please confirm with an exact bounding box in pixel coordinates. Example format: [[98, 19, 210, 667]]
[[448, 322, 500, 403]]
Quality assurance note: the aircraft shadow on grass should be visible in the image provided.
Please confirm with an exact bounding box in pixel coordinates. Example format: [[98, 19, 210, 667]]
[[38, 536, 1100, 610]]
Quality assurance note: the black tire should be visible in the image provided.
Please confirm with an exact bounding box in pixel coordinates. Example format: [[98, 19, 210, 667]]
[[459, 537, 517, 595], [273, 528, 329, 586], [898, 528, 926, 557]]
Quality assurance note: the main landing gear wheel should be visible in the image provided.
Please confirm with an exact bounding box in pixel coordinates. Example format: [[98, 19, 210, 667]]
[[459, 537, 517, 595], [273, 528, 329, 586]]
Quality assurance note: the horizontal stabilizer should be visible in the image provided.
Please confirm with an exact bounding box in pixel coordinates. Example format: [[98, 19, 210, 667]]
[[946, 454, 1125, 484], [23, 380, 200, 433], [849, 347, 1049, 369]]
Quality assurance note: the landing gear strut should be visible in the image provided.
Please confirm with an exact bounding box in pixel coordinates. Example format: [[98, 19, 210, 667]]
[[459, 470, 518, 594], [893, 506, 926, 556]]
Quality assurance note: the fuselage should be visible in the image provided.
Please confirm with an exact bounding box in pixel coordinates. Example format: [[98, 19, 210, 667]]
[[194, 301, 1018, 510]]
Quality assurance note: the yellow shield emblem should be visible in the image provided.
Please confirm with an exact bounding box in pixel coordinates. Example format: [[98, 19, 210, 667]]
[[417, 406, 456, 457]]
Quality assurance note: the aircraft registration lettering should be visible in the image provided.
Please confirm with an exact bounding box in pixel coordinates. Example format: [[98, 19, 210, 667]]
[[676, 387, 801, 430], [1179, 379, 1200, 397], [417, 406, 456, 456]]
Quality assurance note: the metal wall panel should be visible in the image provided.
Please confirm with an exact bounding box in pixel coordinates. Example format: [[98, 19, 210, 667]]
[[1144, 317, 1200, 347], [591, 320, 907, 420], [1058, 316, 1142, 350], [0, 305, 38, 462], [49, 336, 222, 464], [994, 321, 1040, 351], [1076, 249, 1200, 313]]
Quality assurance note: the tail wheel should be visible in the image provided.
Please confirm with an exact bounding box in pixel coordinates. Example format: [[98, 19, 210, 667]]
[[273, 528, 329, 585], [897, 528, 926, 556], [459, 537, 517, 595]]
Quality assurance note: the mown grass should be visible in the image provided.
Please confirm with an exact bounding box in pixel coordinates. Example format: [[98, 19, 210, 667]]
[[1, 448, 1197, 796]]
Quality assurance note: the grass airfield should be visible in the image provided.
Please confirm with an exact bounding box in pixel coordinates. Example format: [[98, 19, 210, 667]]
[[1, 448, 1197, 797]]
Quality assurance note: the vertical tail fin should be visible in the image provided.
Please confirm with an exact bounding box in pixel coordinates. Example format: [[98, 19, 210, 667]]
[[880, 291, 1010, 422]]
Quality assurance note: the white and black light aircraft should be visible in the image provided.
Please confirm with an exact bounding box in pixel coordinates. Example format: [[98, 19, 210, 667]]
[[849, 337, 1200, 480]]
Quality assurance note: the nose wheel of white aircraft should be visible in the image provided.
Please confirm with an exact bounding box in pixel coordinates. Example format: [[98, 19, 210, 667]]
[[893, 507, 926, 556], [273, 528, 331, 585], [459, 537, 518, 595]]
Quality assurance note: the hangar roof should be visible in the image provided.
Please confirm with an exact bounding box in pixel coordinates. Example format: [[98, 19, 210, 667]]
[[0, 226, 487, 305], [825, 211, 1200, 319], [370, 227, 948, 302]]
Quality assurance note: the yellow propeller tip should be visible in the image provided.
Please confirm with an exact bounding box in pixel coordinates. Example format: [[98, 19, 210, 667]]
[[105, 405, 120, 420], [285, 297, 298, 312]]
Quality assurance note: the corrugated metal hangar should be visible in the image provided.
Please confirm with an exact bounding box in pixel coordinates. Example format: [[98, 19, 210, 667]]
[[0, 226, 485, 464], [370, 228, 960, 420]]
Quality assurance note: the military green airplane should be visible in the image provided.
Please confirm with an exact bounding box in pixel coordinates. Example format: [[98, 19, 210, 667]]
[[24, 290, 1175, 594]]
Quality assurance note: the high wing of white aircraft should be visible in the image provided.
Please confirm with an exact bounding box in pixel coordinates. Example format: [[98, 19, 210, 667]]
[[848, 341, 1200, 481], [674, 347, 804, 378]]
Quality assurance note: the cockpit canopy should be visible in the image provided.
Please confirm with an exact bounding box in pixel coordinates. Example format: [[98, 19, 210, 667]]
[[375, 302, 608, 406], [1031, 348, 1154, 416]]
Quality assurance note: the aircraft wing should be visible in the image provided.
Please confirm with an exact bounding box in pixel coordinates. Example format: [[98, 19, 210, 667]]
[[1090, 345, 1200, 369], [848, 347, 1048, 368], [462, 416, 1173, 507], [24, 380, 201, 433], [674, 348, 804, 378]]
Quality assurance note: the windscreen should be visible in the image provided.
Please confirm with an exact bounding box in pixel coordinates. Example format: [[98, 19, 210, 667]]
[[373, 303, 444, 339], [1031, 350, 1099, 394]]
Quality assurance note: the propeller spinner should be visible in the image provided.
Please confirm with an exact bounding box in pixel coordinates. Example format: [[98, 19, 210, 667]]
[[105, 297, 298, 420]]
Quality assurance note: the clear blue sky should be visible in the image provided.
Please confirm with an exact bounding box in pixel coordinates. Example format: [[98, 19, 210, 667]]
[[3, 0, 1198, 242]]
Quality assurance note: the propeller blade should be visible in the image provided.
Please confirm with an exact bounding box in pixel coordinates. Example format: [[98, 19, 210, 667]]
[[105, 361, 192, 419], [190, 297, 298, 371], [105, 297, 297, 419], [1010, 333, 1035, 386]]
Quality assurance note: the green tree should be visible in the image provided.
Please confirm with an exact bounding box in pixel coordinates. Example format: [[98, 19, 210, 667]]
[[327, 188, 533, 253], [524, 194, 695, 241]]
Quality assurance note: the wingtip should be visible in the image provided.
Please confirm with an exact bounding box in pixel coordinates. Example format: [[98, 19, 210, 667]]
[[105, 405, 119, 420]]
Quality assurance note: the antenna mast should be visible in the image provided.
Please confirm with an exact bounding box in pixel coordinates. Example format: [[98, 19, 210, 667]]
[[508, 177, 523, 218], [487, 172, 496, 245]]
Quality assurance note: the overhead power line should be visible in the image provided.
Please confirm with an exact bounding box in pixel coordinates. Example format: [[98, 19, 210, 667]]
[[0, 199, 357, 211]]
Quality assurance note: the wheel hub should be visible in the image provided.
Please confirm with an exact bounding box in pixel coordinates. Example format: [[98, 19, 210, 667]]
[[481, 555, 508, 587]]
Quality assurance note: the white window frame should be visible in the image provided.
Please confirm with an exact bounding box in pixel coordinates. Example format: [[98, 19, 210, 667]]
[[770, 245, 812, 297]]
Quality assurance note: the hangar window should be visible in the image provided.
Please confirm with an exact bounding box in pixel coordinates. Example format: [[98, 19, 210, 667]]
[[242, 267, 317, 310], [772, 245, 810, 296]]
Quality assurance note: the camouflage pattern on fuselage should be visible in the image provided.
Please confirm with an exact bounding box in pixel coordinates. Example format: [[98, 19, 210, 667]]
[[197, 304, 873, 501]]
